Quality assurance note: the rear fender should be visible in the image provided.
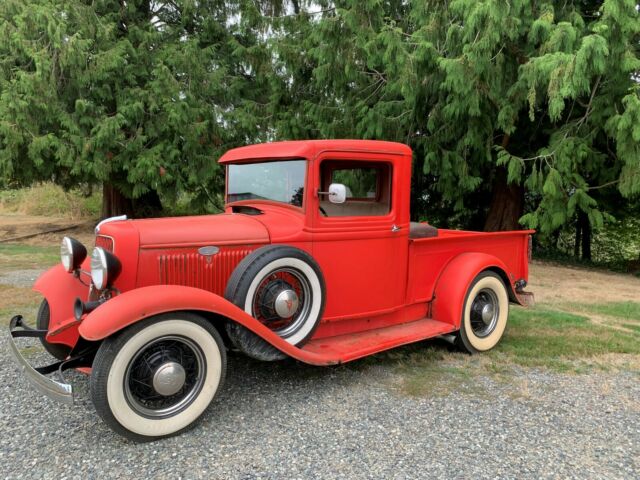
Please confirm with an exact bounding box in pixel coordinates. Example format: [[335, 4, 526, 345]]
[[33, 264, 90, 347], [431, 253, 519, 329], [77, 285, 327, 364]]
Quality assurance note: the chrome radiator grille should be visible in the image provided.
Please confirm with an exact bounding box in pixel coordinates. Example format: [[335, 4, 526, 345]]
[[95, 235, 114, 252]]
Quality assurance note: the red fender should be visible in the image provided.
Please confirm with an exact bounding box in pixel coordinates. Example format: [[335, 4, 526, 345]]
[[34, 264, 90, 347], [430, 252, 517, 329], [77, 285, 332, 365]]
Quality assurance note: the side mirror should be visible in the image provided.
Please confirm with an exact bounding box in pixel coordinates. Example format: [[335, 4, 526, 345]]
[[326, 183, 346, 204]]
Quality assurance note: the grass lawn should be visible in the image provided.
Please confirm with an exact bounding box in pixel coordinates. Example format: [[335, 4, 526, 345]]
[[0, 244, 59, 271]]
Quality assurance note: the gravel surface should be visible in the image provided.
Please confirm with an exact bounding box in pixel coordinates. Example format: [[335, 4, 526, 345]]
[[1, 333, 638, 479], [0, 269, 45, 288]]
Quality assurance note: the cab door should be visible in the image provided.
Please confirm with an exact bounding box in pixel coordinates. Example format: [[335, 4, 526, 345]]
[[309, 151, 410, 321]]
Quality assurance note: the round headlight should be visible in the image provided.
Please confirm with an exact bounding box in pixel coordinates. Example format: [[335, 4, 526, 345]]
[[90, 247, 121, 290], [60, 237, 87, 273]]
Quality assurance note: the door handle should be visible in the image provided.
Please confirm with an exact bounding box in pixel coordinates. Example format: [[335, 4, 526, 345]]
[[391, 224, 401, 233]]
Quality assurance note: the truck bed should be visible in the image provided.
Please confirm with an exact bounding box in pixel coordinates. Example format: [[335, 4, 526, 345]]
[[406, 229, 533, 304]]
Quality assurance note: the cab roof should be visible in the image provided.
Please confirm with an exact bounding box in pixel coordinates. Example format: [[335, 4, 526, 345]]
[[218, 140, 412, 164]]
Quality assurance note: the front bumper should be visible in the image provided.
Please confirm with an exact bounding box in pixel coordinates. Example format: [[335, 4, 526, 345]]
[[8, 315, 74, 405]]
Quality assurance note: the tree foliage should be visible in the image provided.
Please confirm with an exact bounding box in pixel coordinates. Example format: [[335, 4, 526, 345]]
[[0, 0, 273, 214], [0, 0, 638, 244]]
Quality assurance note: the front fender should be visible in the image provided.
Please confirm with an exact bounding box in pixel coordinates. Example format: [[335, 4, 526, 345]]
[[431, 252, 517, 329], [34, 264, 89, 347], [77, 285, 331, 365]]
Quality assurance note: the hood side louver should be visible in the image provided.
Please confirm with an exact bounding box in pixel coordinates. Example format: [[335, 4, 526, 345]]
[[158, 247, 255, 296]]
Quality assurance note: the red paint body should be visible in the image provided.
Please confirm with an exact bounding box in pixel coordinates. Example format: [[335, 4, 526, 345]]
[[34, 140, 533, 365]]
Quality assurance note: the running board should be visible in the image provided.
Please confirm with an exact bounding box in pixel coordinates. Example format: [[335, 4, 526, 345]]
[[300, 318, 456, 364]]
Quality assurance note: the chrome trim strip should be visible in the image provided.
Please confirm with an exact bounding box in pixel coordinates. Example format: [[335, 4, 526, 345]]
[[8, 318, 74, 405], [95, 215, 127, 234]]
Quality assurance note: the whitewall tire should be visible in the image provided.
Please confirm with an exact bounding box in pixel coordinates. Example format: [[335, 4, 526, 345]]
[[90, 313, 226, 442], [457, 271, 509, 353], [225, 245, 326, 361]]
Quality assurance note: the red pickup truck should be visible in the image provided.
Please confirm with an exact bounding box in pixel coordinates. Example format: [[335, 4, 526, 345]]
[[9, 140, 533, 441]]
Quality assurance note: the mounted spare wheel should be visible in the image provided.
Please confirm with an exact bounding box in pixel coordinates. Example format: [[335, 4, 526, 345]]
[[224, 245, 326, 361]]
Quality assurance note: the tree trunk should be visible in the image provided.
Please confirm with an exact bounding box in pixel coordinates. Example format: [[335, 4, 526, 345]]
[[101, 183, 163, 219], [574, 216, 582, 258], [578, 210, 592, 261], [134, 189, 163, 218], [101, 183, 134, 219], [483, 167, 524, 232]]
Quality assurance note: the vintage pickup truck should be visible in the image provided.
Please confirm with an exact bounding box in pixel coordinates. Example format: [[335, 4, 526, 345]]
[[9, 140, 533, 441]]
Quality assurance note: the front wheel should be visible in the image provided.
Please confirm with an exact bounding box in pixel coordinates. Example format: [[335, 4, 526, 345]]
[[456, 271, 509, 354], [90, 312, 226, 442]]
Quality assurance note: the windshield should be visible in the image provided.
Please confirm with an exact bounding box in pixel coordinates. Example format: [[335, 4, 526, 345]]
[[227, 159, 307, 207]]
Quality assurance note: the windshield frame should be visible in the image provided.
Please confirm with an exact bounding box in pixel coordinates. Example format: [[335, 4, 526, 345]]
[[224, 158, 309, 212]]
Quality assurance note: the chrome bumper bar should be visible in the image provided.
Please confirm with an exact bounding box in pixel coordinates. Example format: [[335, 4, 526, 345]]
[[8, 315, 74, 405]]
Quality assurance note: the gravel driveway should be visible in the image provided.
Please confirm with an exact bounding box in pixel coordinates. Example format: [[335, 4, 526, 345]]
[[1, 331, 638, 479]]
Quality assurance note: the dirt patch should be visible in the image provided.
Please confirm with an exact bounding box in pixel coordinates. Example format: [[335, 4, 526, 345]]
[[529, 260, 640, 306], [0, 284, 42, 310], [0, 214, 95, 246]]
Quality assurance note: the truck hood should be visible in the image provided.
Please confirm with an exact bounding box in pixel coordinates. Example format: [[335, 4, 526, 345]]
[[127, 213, 270, 248]]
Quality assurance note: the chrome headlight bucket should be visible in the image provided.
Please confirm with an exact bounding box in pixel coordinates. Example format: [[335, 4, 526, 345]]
[[90, 247, 122, 290], [60, 237, 87, 273]]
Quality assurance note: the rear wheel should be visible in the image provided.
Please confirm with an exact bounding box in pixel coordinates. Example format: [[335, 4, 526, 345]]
[[457, 272, 509, 353], [90, 312, 226, 442], [36, 299, 72, 360]]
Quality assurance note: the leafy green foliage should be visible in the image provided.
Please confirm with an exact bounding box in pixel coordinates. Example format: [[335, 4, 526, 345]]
[[0, 0, 274, 213], [267, 0, 640, 233], [0, 0, 638, 237]]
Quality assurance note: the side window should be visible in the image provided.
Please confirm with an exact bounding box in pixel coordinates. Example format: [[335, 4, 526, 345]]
[[320, 161, 391, 217]]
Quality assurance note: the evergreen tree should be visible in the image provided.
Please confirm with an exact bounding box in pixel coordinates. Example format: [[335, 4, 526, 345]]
[[268, 0, 640, 236], [0, 0, 272, 217], [0, 0, 638, 245]]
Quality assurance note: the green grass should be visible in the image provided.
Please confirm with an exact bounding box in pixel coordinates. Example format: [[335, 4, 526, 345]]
[[0, 244, 59, 271], [586, 302, 640, 321], [492, 306, 640, 370]]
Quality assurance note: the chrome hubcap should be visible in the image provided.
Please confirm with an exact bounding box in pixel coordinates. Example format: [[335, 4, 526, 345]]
[[152, 362, 186, 396], [481, 303, 495, 325], [470, 288, 500, 337], [274, 289, 299, 318], [124, 335, 206, 418], [252, 267, 312, 338]]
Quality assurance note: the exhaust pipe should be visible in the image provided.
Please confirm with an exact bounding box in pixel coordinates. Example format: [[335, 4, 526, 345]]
[[74, 298, 104, 321]]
